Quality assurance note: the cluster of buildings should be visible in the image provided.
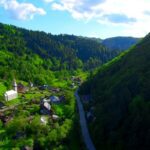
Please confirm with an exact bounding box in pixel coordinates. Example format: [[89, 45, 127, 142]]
[[40, 96, 62, 114], [4, 80, 32, 101], [40, 96, 62, 124]]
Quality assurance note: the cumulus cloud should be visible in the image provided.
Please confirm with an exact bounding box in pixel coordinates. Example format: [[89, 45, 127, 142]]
[[0, 0, 46, 20], [51, 0, 105, 20], [46, 0, 150, 37]]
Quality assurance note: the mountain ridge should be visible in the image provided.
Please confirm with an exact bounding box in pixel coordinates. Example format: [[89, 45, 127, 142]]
[[102, 36, 141, 51], [80, 33, 150, 150]]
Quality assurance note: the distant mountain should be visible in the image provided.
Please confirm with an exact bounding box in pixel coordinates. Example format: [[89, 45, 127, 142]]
[[80, 33, 150, 150], [102, 36, 141, 51]]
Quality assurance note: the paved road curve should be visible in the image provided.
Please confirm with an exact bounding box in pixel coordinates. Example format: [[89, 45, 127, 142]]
[[75, 89, 96, 150]]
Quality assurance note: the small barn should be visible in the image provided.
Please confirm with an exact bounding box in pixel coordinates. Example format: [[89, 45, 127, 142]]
[[4, 90, 18, 101]]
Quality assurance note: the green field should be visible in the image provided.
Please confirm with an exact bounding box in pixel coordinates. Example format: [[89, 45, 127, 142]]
[[0, 82, 6, 97]]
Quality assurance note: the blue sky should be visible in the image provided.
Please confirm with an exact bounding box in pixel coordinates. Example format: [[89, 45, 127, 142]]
[[0, 0, 150, 38]]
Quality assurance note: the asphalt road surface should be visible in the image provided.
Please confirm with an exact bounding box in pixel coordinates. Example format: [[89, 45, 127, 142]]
[[75, 89, 96, 150]]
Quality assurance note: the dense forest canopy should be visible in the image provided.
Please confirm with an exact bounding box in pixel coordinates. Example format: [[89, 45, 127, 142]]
[[80, 33, 150, 150], [0, 22, 119, 85]]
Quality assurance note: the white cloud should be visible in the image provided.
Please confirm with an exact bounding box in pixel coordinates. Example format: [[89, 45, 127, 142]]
[[51, 0, 102, 20], [43, 0, 54, 3], [52, 3, 66, 11], [48, 0, 150, 37], [0, 0, 46, 20]]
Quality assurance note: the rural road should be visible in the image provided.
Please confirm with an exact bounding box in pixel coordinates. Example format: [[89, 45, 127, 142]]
[[75, 89, 96, 150]]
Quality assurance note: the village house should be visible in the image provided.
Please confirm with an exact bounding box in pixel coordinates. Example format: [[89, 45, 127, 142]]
[[4, 90, 18, 101], [39, 85, 49, 90], [40, 99, 52, 115], [50, 87, 60, 93], [4, 80, 30, 101], [40, 116, 48, 125], [42, 98, 51, 103], [50, 96, 61, 104], [17, 83, 29, 93], [4, 79, 18, 101], [44, 102, 51, 111], [52, 114, 59, 120]]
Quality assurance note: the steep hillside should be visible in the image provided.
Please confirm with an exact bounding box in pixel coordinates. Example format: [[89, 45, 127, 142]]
[[102, 36, 140, 51], [0, 23, 118, 85], [21, 31, 117, 70], [80, 33, 150, 150]]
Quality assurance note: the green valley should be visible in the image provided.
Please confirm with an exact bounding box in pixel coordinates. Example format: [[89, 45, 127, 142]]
[[0, 0, 149, 149], [0, 22, 145, 150]]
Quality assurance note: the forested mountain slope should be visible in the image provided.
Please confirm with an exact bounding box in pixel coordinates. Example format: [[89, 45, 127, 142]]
[[20, 30, 117, 70], [80, 33, 150, 150], [0, 22, 117, 85], [102, 36, 140, 51]]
